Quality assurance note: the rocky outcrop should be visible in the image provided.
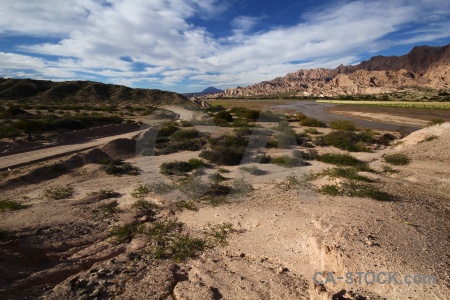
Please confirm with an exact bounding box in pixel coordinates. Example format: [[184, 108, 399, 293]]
[[221, 44, 450, 97]]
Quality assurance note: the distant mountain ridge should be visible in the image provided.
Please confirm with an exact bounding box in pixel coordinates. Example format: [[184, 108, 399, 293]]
[[201, 87, 224, 94], [219, 44, 450, 98], [0, 78, 188, 105]]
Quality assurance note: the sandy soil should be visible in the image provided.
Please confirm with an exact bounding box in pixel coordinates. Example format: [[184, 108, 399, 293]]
[[0, 108, 448, 300], [330, 111, 430, 127]]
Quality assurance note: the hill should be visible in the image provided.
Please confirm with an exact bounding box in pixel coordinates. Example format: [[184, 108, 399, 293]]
[[221, 44, 450, 98], [0, 78, 188, 105]]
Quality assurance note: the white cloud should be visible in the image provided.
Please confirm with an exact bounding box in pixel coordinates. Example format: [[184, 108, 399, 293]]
[[1, 0, 450, 92]]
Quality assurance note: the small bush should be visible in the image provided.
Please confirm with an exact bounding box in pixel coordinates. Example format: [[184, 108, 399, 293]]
[[158, 122, 179, 137], [214, 111, 233, 123], [319, 184, 341, 196], [204, 223, 236, 247], [383, 153, 410, 165], [0, 200, 28, 213], [257, 153, 272, 163], [318, 153, 361, 166], [271, 155, 304, 168], [103, 160, 139, 176], [0, 229, 11, 241], [322, 131, 372, 152], [98, 200, 119, 214], [200, 146, 245, 166], [89, 189, 120, 200], [208, 172, 226, 183], [44, 186, 74, 200], [303, 128, 320, 134], [419, 135, 438, 143], [266, 139, 279, 148], [240, 166, 266, 175], [231, 179, 253, 196], [132, 199, 159, 214], [217, 167, 231, 173], [160, 161, 193, 175], [319, 181, 392, 201], [428, 118, 445, 126], [188, 158, 206, 169], [300, 117, 326, 127], [381, 165, 398, 174], [295, 149, 319, 160], [170, 129, 200, 140], [329, 120, 357, 131], [108, 224, 135, 244], [175, 200, 198, 212]]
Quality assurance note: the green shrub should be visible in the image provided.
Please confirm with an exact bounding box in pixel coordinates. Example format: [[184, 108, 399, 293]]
[[229, 107, 260, 121], [208, 172, 226, 183], [381, 165, 398, 174], [188, 158, 206, 169], [175, 200, 198, 212], [0, 200, 28, 213], [322, 130, 373, 152], [266, 139, 279, 148], [88, 189, 120, 200], [156, 139, 206, 155], [214, 111, 233, 123], [419, 135, 438, 143], [294, 149, 319, 160], [98, 200, 119, 214], [319, 181, 391, 201], [318, 153, 361, 166], [240, 166, 266, 175], [271, 155, 304, 168], [383, 153, 410, 165], [329, 120, 357, 131], [257, 153, 272, 163], [428, 118, 445, 126], [303, 128, 320, 134], [300, 117, 326, 127], [158, 122, 179, 137], [170, 129, 200, 140], [108, 224, 135, 244], [132, 199, 159, 214], [205, 223, 236, 247], [131, 184, 150, 198], [217, 167, 231, 173], [44, 186, 74, 200], [319, 184, 341, 196], [103, 161, 139, 176], [160, 161, 193, 175], [200, 146, 245, 166]]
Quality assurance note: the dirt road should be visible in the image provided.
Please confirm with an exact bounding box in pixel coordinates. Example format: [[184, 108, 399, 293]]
[[0, 130, 143, 171]]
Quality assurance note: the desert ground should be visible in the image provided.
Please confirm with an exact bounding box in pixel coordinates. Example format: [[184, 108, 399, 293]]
[[0, 103, 449, 300]]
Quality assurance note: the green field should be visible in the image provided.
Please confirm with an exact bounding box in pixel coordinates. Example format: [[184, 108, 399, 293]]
[[316, 100, 450, 110]]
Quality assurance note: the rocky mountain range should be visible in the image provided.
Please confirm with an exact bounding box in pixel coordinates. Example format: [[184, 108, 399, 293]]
[[0, 78, 188, 105], [220, 44, 450, 98]]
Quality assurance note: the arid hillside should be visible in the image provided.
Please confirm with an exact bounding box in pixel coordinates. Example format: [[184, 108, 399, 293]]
[[0, 79, 188, 105], [220, 45, 450, 97]]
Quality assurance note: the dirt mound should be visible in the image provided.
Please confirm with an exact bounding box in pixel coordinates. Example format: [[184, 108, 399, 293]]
[[100, 138, 136, 159], [395, 122, 450, 161]]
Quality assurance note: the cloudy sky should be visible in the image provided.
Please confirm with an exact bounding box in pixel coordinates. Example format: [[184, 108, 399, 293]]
[[1, 0, 450, 93]]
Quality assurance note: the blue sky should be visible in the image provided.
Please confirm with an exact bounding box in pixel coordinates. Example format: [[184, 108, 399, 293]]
[[1, 0, 450, 93]]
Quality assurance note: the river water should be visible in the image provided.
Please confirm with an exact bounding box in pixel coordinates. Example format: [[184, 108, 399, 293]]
[[270, 101, 421, 133]]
